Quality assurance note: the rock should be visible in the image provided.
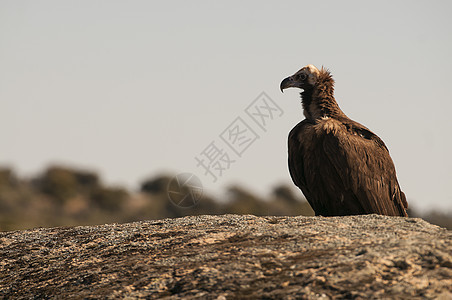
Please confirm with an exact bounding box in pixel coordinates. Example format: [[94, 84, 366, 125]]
[[0, 214, 451, 299]]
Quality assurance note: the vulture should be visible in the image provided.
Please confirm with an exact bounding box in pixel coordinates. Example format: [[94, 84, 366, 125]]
[[280, 64, 408, 217]]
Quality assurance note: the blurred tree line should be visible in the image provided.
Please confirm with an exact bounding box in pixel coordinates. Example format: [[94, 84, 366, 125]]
[[0, 166, 450, 231]]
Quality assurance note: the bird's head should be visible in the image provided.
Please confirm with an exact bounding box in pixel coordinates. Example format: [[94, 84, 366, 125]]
[[280, 64, 320, 92]]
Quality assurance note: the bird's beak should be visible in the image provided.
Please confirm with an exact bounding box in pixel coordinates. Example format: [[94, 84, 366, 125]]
[[280, 76, 295, 93]]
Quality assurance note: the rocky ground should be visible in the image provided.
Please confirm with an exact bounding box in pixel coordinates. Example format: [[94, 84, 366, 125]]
[[0, 214, 451, 299]]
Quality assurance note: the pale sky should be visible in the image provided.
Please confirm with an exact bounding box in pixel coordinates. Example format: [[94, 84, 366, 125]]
[[1, 1, 451, 212]]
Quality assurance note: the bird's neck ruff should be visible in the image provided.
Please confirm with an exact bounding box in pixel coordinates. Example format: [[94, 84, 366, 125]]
[[301, 69, 345, 121]]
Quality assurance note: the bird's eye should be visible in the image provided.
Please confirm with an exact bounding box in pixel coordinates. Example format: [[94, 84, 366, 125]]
[[298, 73, 307, 80]]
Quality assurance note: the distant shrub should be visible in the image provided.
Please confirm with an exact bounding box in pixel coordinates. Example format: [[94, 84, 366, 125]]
[[224, 185, 270, 215], [0, 168, 16, 188], [140, 175, 172, 194], [90, 187, 128, 212], [38, 167, 79, 203], [0, 164, 449, 232], [36, 166, 101, 204], [73, 171, 100, 190]]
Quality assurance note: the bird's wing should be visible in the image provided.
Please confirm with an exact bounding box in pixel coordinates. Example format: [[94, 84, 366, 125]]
[[288, 120, 319, 212], [321, 120, 408, 216], [289, 120, 366, 215]]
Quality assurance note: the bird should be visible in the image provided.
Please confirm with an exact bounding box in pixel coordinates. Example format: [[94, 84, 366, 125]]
[[280, 64, 408, 217]]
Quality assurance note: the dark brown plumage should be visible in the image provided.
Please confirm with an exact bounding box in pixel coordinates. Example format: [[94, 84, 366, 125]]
[[280, 64, 408, 217]]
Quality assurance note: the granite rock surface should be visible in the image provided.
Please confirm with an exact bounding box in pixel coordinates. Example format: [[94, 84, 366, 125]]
[[1, 214, 451, 299]]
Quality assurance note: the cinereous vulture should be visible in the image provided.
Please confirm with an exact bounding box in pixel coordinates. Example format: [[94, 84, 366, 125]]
[[280, 64, 408, 217]]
